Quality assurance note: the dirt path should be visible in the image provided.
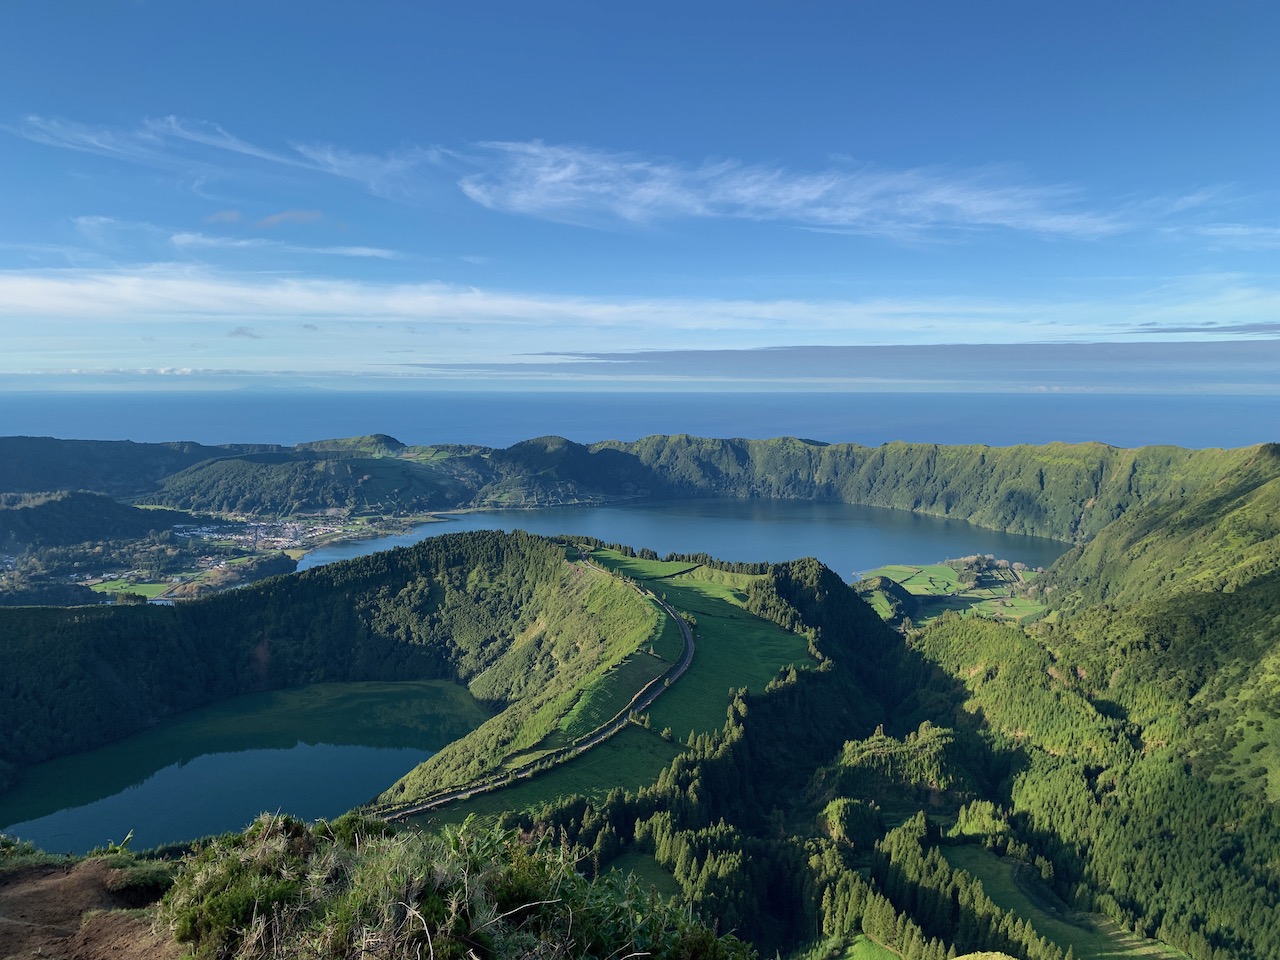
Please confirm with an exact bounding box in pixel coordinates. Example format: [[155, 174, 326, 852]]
[[0, 860, 179, 960]]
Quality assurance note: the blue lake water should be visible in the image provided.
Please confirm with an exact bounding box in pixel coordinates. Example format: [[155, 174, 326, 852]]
[[299, 498, 1070, 578], [0, 743, 431, 855], [0, 681, 487, 854]]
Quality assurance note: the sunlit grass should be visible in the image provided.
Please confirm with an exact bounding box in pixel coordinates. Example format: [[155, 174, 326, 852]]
[[941, 845, 1189, 960]]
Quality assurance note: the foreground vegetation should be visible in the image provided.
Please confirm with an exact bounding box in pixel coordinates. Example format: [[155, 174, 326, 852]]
[[157, 812, 749, 960]]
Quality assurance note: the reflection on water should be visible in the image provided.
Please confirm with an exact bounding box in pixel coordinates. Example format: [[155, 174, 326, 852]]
[[0, 680, 488, 854], [2, 743, 431, 854]]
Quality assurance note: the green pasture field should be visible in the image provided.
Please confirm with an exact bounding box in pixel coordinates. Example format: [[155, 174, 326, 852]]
[[590, 551, 813, 737], [606, 850, 682, 898], [557, 649, 669, 741], [647, 606, 688, 660], [867, 564, 932, 584], [594, 553, 701, 581], [941, 845, 1188, 960], [88, 579, 171, 598], [839, 935, 898, 960], [970, 595, 1044, 619], [862, 590, 895, 620], [863, 563, 1045, 625], [424, 724, 681, 827], [429, 553, 810, 825], [897, 564, 963, 595], [547, 566, 675, 742]]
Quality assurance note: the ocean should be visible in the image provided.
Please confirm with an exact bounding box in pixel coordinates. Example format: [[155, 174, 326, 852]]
[[1, 390, 1276, 450]]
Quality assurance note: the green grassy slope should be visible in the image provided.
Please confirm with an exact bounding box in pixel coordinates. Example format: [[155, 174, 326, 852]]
[[896, 442, 1280, 959], [412, 553, 815, 823], [376, 558, 662, 801], [1040, 443, 1280, 610]]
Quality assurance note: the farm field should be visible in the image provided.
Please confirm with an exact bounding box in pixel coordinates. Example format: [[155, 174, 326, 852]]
[[839, 935, 899, 959], [941, 845, 1189, 960], [591, 551, 813, 738], [87, 578, 171, 598], [861, 561, 1046, 625], [606, 850, 682, 898], [556, 602, 685, 741], [421, 724, 681, 827]]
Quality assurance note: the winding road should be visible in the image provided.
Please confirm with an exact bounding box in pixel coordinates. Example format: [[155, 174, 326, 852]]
[[384, 562, 695, 820]]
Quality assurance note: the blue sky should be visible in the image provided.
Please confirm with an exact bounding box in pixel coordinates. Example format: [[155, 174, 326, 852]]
[[3, 1, 1279, 392]]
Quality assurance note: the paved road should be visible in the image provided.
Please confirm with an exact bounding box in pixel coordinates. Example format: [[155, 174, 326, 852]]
[[384, 562, 695, 820]]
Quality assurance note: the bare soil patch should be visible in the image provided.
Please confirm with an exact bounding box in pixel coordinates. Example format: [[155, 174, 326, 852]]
[[0, 859, 178, 960]]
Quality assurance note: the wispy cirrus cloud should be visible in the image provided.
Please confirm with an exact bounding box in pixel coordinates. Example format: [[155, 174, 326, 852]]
[[16, 115, 184, 167], [291, 142, 449, 200], [459, 141, 1123, 239], [12, 115, 443, 200], [143, 115, 307, 168], [13, 115, 1122, 239], [1196, 223, 1280, 249], [170, 231, 401, 259], [2, 263, 1279, 343], [12, 116, 1273, 247]]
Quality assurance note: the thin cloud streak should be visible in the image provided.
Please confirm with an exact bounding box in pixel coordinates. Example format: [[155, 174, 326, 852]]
[[16, 115, 181, 168], [417, 341, 1280, 394], [2, 265, 1279, 346], [290, 142, 447, 200], [14, 115, 1132, 240], [144, 116, 307, 169], [13, 115, 441, 200], [460, 141, 1123, 239], [1197, 223, 1280, 249], [170, 232, 401, 259]]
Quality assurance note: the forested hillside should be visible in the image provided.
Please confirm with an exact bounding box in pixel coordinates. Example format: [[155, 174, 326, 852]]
[[596, 435, 1259, 541], [0, 491, 192, 549], [1038, 442, 1280, 609], [0, 531, 655, 795], [5, 433, 1270, 546], [888, 446, 1280, 959], [481, 519, 1280, 960], [0, 436, 261, 494], [493, 558, 1082, 959], [136, 436, 1280, 542]]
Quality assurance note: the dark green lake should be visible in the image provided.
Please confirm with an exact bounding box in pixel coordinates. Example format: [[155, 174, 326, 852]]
[[0, 681, 489, 854]]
